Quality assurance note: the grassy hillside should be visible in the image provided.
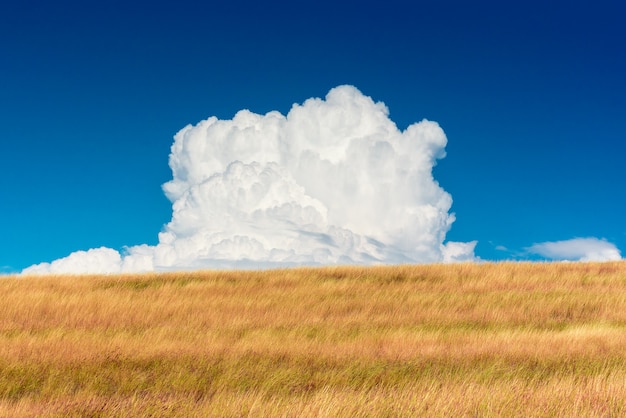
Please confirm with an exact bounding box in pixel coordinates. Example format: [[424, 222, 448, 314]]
[[2, 262, 626, 416]]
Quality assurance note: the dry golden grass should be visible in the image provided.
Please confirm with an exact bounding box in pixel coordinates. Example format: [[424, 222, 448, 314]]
[[1, 262, 626, 416]]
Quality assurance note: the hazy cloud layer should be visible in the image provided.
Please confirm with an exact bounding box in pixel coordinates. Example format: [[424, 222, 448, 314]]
[[527, 237, 622, 262], [23, 86, 476, 274]]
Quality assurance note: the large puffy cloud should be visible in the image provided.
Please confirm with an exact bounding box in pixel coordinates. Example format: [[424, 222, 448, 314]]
[[527, 237, 622, 262], [23, 85, 475, 274]]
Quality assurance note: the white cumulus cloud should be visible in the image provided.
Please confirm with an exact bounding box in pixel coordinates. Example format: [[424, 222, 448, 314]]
[[527, 237, 622, 262], [22, 85, 476, 274], [22, 247, 123, 275]]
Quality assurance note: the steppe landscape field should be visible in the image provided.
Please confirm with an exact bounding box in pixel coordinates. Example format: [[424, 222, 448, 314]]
[[2, 262, 626, 416]]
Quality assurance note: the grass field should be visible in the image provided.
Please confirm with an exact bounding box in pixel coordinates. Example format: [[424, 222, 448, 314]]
[[2, 262, 626, 416]]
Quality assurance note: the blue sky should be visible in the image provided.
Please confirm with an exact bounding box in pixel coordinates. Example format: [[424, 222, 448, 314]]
[[2, 0, 625, 273]]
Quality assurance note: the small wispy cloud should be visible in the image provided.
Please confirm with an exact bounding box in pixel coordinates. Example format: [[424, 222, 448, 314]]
[[1, 265, 16, 275], [441, 241, 478, 263], [527, 237, 622, 262]]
